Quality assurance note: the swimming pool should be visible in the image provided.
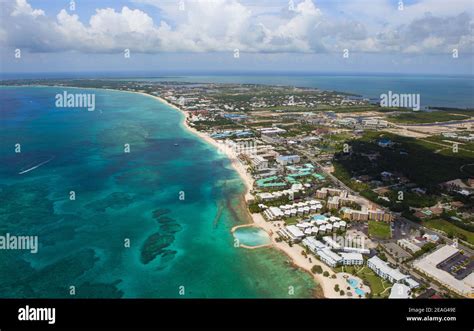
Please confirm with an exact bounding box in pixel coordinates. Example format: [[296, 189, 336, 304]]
[[347, 278, 366, 297]]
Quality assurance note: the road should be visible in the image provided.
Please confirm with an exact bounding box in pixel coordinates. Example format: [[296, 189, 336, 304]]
[[297, 148, 355, 193], [396, 214, 474, 255], [297, 146, 474, 255]]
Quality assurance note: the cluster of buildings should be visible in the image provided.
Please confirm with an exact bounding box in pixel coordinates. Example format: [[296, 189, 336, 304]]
[[441, 178, 474, 197], [441, 132, 474, 142], [276, 154, 301, 165], [159, 82, 472, 300], [277, 215, 347, 241], [340, 206, 393, 222], [256, 183, 304, 201], [315, 187, 393, 221], [335, 117, 389, 129], [302, 236, 367, 268], [263, 200, 324, 220]]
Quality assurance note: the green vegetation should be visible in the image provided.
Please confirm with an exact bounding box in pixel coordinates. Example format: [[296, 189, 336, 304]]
[[257, 104, 405, 113], [192, 117, 243, 130], [333, 131, 474, 190], [283, 216, 299, 225], [423, 219, 474, 245], [388, 111, 469, 124], [311, 265, 323, 274], [368, 221, 391, 240], [248, 201, 263, 214], [335, 265, 392, 298], [280, 123, 317, 137], [410, 242, 438, 260]]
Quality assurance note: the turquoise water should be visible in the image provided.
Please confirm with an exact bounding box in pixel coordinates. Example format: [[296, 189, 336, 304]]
[[348, 278, 365, 296], [233, 226, 271, 247], [0, 86, 317, 298]]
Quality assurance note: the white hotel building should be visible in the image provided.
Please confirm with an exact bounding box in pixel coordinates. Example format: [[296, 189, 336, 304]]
[[367, 256, 419, 288], [302, 237, 364, 268]]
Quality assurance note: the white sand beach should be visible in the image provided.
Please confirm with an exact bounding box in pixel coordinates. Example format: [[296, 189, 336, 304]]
[[142, 92, 366, 299]]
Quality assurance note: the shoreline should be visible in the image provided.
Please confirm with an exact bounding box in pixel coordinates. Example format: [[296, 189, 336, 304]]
[[140, 92, 354, 299], [145, 93, 255, 200], [8, 85, 357, 298]]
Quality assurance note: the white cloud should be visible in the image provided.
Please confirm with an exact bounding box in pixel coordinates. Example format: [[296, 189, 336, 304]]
[[0, 0, 472, 55]]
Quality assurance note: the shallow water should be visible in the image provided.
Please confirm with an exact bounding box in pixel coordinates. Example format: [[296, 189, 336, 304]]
[[0, 86, 318, 298]]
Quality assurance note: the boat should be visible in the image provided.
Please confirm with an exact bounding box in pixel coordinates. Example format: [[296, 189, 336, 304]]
[[18, 156, 54, 175]]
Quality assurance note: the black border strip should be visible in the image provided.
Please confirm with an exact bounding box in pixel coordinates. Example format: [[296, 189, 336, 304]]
[[0, 299, 472, 330]]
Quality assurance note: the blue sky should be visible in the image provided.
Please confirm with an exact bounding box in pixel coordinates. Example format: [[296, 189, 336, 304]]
[[0, 0, 473, 75]]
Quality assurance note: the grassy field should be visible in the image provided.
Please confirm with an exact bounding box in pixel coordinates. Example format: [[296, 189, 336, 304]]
[[283, 216, 298, 225], [336, 265, 392, 298], [422, 135, 474, 154], [423, 219, 474, 245], [388, 111, 469, 124], [368, 221, 391, 240]]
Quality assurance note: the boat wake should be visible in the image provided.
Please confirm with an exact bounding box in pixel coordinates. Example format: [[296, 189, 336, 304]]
[[18, 156, 55, 175]]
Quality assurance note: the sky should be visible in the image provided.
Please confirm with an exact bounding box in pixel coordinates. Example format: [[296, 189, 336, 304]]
[[0, 0, 473, 75]]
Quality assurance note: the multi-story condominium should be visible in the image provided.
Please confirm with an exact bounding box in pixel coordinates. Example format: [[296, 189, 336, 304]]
[[249, 155, 269, 171], [367, 256, 418, 289], [327, 196, 340, 210], [339, 252, 364, 266], [316, 189, 328, 199]]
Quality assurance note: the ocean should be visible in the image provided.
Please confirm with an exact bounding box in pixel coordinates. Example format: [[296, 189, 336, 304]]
[[0, 86, 317, 298], [125, 74, 474, 109], [2, 72, 472, 108]]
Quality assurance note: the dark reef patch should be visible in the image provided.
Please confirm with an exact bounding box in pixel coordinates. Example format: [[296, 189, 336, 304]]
[[140, 232, 175, 265], [84, 192, 135, 212], [160, 223, 182, 234], [152, 208, 171, 219], [156, 216, 176, 224]]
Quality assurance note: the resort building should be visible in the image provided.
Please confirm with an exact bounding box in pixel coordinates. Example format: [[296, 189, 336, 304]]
[[367, 256, 418, 287], [322, 236, 341, 250], [263, 206, 284, 220], [315, 187, 344, 199], [280, 225, 305, 242], [368, 209, 393, 222], [249, 155, 269, 171], [316, 189, 328, 199], [258, 127, 287, 136], [327, 196, 340, 210], [302, 237, 326, 254], [342, 246, 370, 255], [339, 252, 364, 266], [256, 184, 303, 201], [328, 188, 344, 196], [318, 248, 343, 267], [341, 206, 392, 222], [276, 154, 301, 165], [302, 237, 364, 267]]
